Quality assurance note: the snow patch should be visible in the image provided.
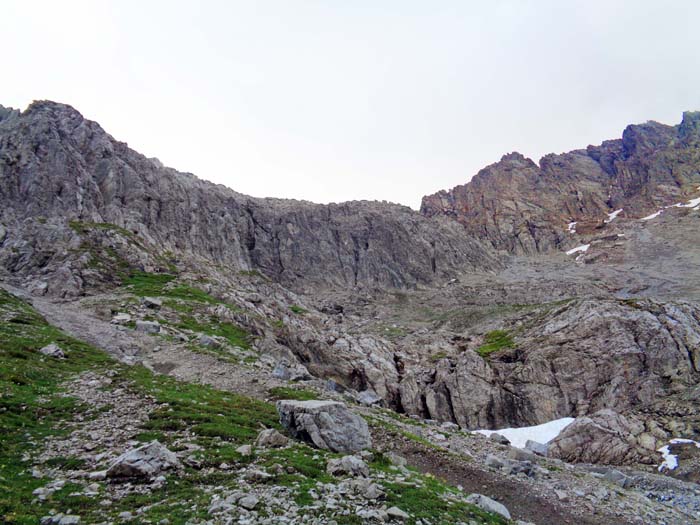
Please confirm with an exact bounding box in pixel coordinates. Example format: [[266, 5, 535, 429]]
[[657, 438, 700, 472], [605, 209, 623, 223], [566, 244, 590, 255], [474, 417, 575, 449], [567, 221, 577, 234], [641, 210, 663, 221]]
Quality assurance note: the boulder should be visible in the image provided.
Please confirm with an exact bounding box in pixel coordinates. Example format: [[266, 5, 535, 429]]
[[106, 440, 180, 478], [272, 360, 311, 381], [141, 296, 162, 309], [198, 334, 220, 348], [356, 389, 382, 406], [255, 428, 289, 448], [489, 433, 510, 445], [524, 439, 548, 456], [236, 444, 253, 457], [111, 313, 132, 325], [39, 343, 65, 359], [277, 400, 371, 453], [386, 506, 410, 520], [326, 455, 369, 477], [466, 493, 511, 520], [548, 409, 655, 465], [135, 320, 160, 334]]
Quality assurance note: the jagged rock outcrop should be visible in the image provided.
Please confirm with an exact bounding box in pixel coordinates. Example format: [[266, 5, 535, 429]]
[[421, 113, 700, 254], [397, 299, 700, 431], [0, 101, 499, 294], [547, 409, 664, 465]]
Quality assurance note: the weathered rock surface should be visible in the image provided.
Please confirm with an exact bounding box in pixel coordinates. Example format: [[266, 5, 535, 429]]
[[106, 440, 180, 478], [421, 113, 700, 254], [326, 455, 370, 477], [254, 428, 289, 448], [548, 409, 661, 465], [39, 343, 65, 359], [466, 493, 511, 520], [277, 400, 371, 452], [0, 101, 499, 294]]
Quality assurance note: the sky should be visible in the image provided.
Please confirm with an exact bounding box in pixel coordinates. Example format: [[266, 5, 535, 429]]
[[3, 1, 700, 209]]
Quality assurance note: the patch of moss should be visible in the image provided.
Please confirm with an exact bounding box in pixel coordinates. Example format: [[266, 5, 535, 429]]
[[290, 305, 308, 315], [475, 330, 514, 358]]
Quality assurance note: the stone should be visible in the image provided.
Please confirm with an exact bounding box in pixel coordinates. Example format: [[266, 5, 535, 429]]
[[385, 451, 407, 467], [386, 506, 410, 520], [198, 334, 220, 348], [141, 296, 162, 308], [255, 428, 289, 448], [548, 409, 648, 465], [277, 400, 371, 453], [88, 470, 107, 480], [57, 516, 81, 525], [39, 343, 65, 359], [489, 433, 510, 445], [111, 313, 132, 325], [508, 447, 538, 462], [106, 440, 180, 478], [326, 455, 369, 477], [238, 494, 259, 510], [465, 494, 511, 520], [356, 389, 382, 406], [236, 444, 253, 456], [135, 320, 160, 334], [272, 360, 311, 381], [602, 468, 630, 488], [524, 439, 548, 456]]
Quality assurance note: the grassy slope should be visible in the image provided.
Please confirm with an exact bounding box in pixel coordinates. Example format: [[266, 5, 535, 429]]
[[0, 288, 507, 524]]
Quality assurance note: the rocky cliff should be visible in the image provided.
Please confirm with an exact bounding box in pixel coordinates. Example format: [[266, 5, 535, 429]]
[[421, 113, 700, 253], [0, 101, 498, 295]]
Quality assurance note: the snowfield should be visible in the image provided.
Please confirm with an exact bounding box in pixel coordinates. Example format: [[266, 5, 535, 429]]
[[474, 417, 575, 449], [566, 244, 590, 255]]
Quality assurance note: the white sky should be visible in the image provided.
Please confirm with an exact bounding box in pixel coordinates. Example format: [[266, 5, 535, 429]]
[[3, 1, 700, 208]]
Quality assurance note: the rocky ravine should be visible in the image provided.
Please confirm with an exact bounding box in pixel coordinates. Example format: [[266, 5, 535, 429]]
[[1, 100, 700, 524]]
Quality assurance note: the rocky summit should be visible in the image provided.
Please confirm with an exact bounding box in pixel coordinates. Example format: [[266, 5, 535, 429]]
[[1, 100, 700, 525]]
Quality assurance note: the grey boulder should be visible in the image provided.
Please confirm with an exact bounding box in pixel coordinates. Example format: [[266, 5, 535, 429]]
[[255, 428, 289, 448], [277, 400, 371, 452], [135, 320, 161, 334], [39, 343, 65, 359], [326, 455, 370, 477], [106, 440, 180, 478], [466, 493, 511, 520]]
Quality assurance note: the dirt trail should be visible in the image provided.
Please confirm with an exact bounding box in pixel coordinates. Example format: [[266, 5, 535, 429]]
[[371, 426, 635, 525]]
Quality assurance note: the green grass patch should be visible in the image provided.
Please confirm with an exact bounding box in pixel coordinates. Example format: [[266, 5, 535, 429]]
[[267, 386, 318, 401], [175, 315, 251, 349], [475, 330, 514, 358], [290, 305, 308, 315]]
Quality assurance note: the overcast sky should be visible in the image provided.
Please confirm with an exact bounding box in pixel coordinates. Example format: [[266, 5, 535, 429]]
[[3, 1, 700, 208]]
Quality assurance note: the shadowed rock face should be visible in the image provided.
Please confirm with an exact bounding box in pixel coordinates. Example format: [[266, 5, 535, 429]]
[[421, 113, 700, 254], [0, 101, 499, 291]]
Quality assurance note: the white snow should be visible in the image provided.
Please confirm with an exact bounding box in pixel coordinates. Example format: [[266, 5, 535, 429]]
[[567, 221, 577, 234], [681, 196, 700, 208], [474, 417, 575, 449], [566, 244, 590, 255], [641, 210, 663, 221], [657, 438, 700, 472], [639, 195, 700, 221], [605, 209, 623, 223]]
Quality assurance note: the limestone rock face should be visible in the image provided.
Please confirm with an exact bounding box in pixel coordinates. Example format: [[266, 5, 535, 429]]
[[396, 299, 700, 431], [0, 101, 499, 294], [106, 440, 180, 478], [421, 114, 700, 254], [277, 400, 371, 452], [548, 410, 660, 465]]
